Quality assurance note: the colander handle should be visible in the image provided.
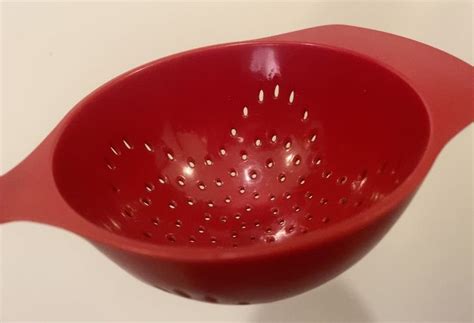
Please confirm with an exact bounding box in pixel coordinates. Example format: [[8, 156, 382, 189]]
[[264, 25, 473, 149], [0, 135, 80, 229]]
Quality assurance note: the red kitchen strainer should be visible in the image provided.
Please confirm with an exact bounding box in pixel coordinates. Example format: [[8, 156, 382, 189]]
[[1, 25, 472, 304]]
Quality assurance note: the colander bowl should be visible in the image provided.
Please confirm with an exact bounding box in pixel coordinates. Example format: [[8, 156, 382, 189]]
[[1, 25, 472, 304]]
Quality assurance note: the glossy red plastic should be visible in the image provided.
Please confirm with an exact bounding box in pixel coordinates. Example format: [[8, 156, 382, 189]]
[[1, 25, 472, 304]]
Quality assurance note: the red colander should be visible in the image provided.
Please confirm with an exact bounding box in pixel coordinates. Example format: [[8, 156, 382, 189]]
[[1, 25, 472, 304]]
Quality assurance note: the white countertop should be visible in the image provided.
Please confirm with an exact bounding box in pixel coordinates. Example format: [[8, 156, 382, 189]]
[[1, 2, 472, 322]]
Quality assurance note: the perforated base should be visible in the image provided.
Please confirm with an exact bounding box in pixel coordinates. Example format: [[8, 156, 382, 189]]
[[53, 43, 429, 249]]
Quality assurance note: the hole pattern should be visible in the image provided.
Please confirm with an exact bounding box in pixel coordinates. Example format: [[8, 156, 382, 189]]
[[243, 106, 249, 118], [187, 158, 196, 168], [140, 197, 152, 207], [122, 139, 133, 149], [322, 170, 333, 179], [106, 161, 116, 170], [144, 143, 153, 152], [337, 176, 348, 185], [266, 158, 274, 168], [169, 201, 177, 209], [110, 146, 120, 156], [98, 85, 396, 249], [145, 183, 155, 192], [166, 150, 174, 161], [158, 175, 167, 184], [177, 176, 185, 186], [204, 156, 213, 166], [249, 170, 258, 180], [274, 84, 279, 98], [166, 233, 176, 242], [293, 155, 302, 166], [289, 90, 295, 103], [302, 109, 309, 121]]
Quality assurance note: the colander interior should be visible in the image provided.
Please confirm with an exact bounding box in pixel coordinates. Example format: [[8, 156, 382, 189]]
[[53, 43, 430, 248]]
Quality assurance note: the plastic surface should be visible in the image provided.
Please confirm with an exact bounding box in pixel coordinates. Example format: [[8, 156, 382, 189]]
[[0, 25, 472, 304]]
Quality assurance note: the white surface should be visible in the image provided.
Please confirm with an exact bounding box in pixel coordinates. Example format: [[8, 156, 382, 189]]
[[0, 1, 472, 322]]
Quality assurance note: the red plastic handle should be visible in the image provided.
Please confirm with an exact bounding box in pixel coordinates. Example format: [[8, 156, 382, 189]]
[[265, 25, 473, 149], [0, 133, 76, 228]]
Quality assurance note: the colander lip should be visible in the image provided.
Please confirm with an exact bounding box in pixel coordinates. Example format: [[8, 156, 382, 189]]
[[54, 39, 436, 262]]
